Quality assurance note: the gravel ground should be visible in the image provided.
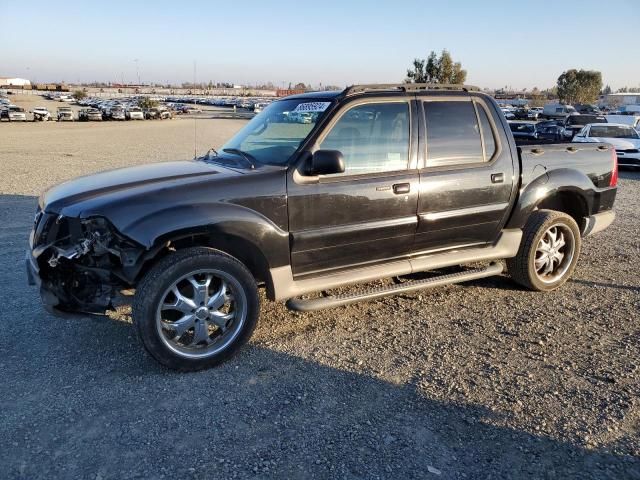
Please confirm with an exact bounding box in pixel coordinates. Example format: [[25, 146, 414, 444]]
[[0, 118, 639, 480]]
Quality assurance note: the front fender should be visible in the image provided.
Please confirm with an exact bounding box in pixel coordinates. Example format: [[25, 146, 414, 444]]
[[506, 168, 595, 229], [114, 202, 290, 269]]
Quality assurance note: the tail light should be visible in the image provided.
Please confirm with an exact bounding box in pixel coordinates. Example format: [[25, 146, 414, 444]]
[[610, 148, 618, 187]]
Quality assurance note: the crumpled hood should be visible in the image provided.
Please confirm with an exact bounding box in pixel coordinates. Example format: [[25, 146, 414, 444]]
[[592, 137, 640, 150], [42, 160, 240, 217]]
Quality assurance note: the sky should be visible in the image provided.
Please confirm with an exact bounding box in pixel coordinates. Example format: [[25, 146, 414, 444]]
[[1, 0, 638, 91]]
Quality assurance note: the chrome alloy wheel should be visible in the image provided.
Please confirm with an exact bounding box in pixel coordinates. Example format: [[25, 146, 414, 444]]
[[534, 224, 575, 284], [155, 269, 247, 359]]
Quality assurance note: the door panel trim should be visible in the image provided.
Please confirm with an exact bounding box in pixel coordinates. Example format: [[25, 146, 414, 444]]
[[291, 215, 418, 252], [420, 202, 510, 221]]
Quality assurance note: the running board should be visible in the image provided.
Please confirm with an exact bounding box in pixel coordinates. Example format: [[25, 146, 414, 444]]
[[286, 262, 503, 312]]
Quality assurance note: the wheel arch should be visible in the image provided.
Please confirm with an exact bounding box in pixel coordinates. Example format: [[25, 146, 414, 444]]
[[112, 203, 289, 300], [506, 168, 595, 234]]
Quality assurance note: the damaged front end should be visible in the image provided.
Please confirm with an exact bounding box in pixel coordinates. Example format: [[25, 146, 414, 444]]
[[27, 209, 146, 315]]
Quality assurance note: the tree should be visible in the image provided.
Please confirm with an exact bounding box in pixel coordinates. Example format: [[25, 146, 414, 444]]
[[405, 50, 467, 84], [556, 69, 602, 104], [293, 82, 307, 90], [137, 97, 158, 110], [601, 85, 612, 95], [72, 89, 87, 100]]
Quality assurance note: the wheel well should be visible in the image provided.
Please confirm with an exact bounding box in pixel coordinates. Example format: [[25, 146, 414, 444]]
[[135, 232, 273, 295], [536, 192, 588, 233]]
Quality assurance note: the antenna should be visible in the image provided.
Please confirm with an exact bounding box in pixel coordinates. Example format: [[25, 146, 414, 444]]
[[193, 60, 197, 159]]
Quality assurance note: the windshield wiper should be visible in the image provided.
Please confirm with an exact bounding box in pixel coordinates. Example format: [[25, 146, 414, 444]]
[[222, 148, 256, 170]]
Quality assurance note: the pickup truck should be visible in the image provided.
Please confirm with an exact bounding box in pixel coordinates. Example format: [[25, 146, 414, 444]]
[[27, 83, 618, 371]]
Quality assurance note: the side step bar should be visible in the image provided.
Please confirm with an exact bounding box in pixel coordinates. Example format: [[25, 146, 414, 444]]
[[286, 262, 503, 312]]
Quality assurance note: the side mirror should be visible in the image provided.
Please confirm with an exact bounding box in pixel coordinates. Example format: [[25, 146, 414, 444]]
[[311, 150, 345, 175]]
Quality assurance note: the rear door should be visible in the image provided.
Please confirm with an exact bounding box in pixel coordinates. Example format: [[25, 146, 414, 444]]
[[413, 95, 516, 253], [287, 97, 419, 276]]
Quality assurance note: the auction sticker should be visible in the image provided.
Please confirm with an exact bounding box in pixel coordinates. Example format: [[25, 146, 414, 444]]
[[293, 102, 331, 113]]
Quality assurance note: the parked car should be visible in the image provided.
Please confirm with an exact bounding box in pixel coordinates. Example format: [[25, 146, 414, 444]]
[[110, 106, 126, 121], [126, 106, 145, 120], [561, 114, 607, 140], [27, 83, 618, 371], [144, 107, 172, 120], [542, 103, 577, 119], [59, 95, 74, 103], [573, 123, 640, 168], [514, 108, 539, 120], [500, 107, 515, 120], [535, 120, 565, 142], [57, 107, 74, 121], [78, 108, 103, 121], [32, 107, 51, 121], [144, 107, 171, 119], [1, 105, 27, 121], [574, 104, 601, 114], [508, 122, 538, 143]]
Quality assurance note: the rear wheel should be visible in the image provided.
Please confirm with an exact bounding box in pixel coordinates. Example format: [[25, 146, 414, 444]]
[[506, 210, 581, 291], [133, 247, 259, 371]]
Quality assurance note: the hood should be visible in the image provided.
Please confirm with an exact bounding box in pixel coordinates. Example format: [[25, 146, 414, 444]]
[[592, 137, 640, 150], [42, 160, 243, 216]]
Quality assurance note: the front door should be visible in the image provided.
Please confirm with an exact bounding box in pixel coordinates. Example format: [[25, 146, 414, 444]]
[[287, 99, 419, 277]]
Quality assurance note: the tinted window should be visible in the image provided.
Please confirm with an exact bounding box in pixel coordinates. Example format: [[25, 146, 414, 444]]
[[319, 102, 409, 175], [476, 104, 497, 159], [424, 101, 483, 166]]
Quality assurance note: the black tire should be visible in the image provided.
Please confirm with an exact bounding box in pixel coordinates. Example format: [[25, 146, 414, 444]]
[[133, 247, 259, 371], [506, 210, 581, 292]]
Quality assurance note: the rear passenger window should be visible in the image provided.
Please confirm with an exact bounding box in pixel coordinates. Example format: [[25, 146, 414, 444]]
[[475, 103, 497, 160], [424, 101, 484, 167], [319, 102, 409, 175]]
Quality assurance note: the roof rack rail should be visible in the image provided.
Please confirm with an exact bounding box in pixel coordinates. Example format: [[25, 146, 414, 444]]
[[342, 83, 480, 96]]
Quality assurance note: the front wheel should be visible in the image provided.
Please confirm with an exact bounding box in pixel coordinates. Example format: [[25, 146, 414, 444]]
[[506, 210, 581, 291], [133, 247, 260, 371]]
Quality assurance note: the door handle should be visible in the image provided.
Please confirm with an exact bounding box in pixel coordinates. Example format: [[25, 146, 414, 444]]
[[392, 183, 411, 194], [491, 173, 504, 184]]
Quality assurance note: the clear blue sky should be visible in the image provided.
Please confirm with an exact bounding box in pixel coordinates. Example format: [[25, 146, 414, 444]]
[[1, 0, 638, 90]]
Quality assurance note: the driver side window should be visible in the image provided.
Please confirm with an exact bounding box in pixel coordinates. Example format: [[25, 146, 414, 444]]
[[318, 102, 409, 176]]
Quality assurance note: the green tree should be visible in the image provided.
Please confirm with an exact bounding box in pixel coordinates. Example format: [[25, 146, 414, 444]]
[[556, 69, 602, 104], [405, 50, 467, 84], [72, 89, 87, 100], [137, 97, 158, 110]]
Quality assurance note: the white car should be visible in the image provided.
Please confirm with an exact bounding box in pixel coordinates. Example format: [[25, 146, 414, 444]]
[[573, 123, 640, 168], [32, 106, 51, 121], [501, 108, 515, 120], [2, 105, 27, 121], [126, 106, 144, 120]]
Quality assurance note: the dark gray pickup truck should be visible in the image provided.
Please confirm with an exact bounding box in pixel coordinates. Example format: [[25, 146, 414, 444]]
[[27, 83, 617, 370]]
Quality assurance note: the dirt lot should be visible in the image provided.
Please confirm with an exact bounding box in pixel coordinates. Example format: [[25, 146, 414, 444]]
[[0, 116, 639, 479]]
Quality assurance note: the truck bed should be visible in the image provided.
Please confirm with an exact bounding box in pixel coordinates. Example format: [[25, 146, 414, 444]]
[[518, 142, 614, 189]]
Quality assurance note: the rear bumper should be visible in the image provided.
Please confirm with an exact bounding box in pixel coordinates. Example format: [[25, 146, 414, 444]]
[[583, 210, 615, 236]]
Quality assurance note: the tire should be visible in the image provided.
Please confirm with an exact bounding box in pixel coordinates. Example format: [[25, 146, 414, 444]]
[[506, 210, 581, 292], [133, 247, 259, 371]]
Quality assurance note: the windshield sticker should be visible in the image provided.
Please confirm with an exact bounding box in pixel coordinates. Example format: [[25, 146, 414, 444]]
[[293, 102, 331, 113]]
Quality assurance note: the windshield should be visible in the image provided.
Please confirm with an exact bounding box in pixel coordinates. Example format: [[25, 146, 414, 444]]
[[590, 125, 639, 139], [220, 98, 332, 165]]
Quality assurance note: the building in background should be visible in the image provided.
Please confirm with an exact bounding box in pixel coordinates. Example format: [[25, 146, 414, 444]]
[[0, 77, 32, 87]]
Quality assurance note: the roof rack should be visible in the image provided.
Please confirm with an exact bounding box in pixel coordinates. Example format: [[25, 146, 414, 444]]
[[342, 83, 480, 96]]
